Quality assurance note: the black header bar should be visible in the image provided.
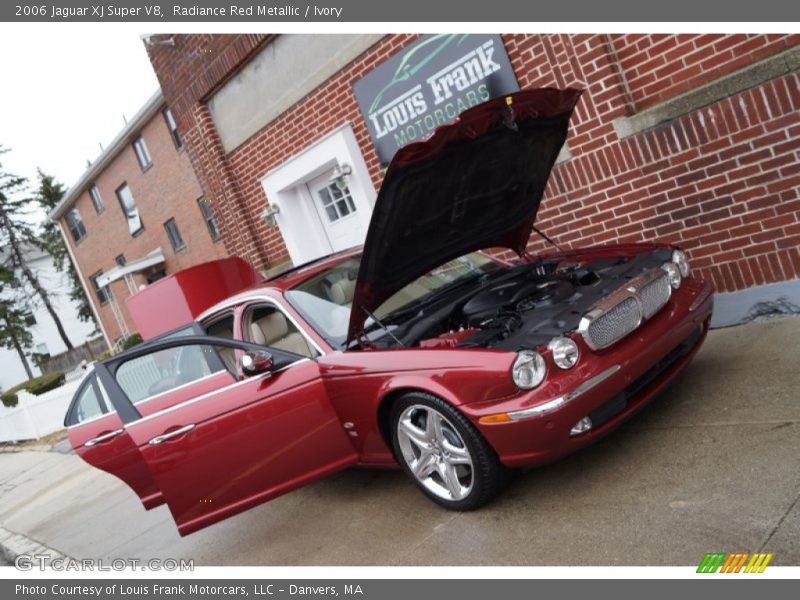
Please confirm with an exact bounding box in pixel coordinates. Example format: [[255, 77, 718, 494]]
[[3, 0, 800, 22]]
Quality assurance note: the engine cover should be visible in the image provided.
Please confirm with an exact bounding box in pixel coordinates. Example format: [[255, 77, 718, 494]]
[[460, 276, 575, 324]]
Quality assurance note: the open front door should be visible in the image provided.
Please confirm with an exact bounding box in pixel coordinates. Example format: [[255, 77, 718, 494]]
[[66, 372, 163, 510], [105, 336, 358, 536]]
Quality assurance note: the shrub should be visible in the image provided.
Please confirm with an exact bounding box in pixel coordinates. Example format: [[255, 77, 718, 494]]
[[26, 371, 66, 395], [1, 391, 18, 407], [121, 333, 143, 350], [0, 371, 66, 407]]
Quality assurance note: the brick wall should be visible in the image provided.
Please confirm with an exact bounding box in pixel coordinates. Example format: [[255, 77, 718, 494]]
[[147, 35, 273, 269], [611, 34, 799, 110], [61, 107, 228, 342], [147, 33, 800, 295]]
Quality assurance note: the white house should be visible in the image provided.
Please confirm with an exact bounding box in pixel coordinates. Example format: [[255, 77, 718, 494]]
[[0, 244, 97, 392]]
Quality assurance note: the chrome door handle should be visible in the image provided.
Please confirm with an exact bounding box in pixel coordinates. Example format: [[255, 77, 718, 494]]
[[84, 428, 124, 447], [148, 424, 196, 446]]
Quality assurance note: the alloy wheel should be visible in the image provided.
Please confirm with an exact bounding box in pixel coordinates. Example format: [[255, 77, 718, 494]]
[[395, 404, 475, 501]]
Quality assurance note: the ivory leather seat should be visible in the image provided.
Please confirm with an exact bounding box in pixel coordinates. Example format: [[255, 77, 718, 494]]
[[249, 310, 315, 358]]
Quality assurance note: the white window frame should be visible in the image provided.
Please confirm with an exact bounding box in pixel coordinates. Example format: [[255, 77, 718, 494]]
[[132, 135, 152, 170], [90, 270, 112, 305], [116, 183, 144, 236], [164, 217, 185, 251], [197, 197, 221, 241], [163, 108, 184, 150], [89, 184, 104, 213], [317, 181, 357, 223], [66, 207, 87, 242]]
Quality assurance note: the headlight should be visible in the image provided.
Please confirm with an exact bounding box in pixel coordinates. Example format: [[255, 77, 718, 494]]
[[547, 336, 579, 369], [672, 249, 690, 278], [661, 262, 681, 289], [511, 350, 547, 390]]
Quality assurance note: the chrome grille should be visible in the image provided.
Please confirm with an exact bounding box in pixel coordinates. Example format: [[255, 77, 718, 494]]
[[639, 271, 672, 319], [579, 266, 673, 350], [584, 296, 641, 350]]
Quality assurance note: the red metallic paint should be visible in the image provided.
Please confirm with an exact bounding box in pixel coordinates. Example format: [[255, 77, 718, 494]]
[[123, 360, 358, 536], [126, 257, 263, 340], [68, 410, 164, 510], [69, 242, 713, 534], [317, 347, 519, 464], [461, 280, 713, 467]]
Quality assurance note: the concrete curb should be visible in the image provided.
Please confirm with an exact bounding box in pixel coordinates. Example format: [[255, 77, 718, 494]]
[[0, 445, 53, 454], [0, 526, 71, 566]]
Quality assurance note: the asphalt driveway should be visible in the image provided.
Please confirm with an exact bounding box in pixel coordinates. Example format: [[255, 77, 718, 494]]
[[0, 316, 798, 566]]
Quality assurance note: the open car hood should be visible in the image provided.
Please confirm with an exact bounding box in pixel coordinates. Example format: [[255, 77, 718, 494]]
[[347, 88, 582, 344]]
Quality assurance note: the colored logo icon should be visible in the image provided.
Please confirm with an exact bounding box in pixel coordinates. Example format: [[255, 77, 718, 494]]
[[697, 552, 774, 573]]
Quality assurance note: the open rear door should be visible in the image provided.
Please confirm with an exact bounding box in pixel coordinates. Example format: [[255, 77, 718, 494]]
[[103, 336, 358, 536], [66, 372, 163, 510]]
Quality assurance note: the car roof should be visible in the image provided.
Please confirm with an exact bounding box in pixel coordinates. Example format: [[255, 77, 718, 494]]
[[196, 247, 362, 318], [266, 246, 362, 288]]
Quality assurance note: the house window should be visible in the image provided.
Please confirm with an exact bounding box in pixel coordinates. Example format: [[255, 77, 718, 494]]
[[317, 182, 357, 223], [163, 108, 183, 150], [197, 197, 221, 241], [164, 218, 185, 251], [23, 312, 36, 326], [132, 135, 152, 170], [89, 184, 104, 213], [115, 254, 126, 266], [147, 269, 167, 284], [66, 208, 87, 242], [90, 271, 112, 305], [116, 183, 143, 236]]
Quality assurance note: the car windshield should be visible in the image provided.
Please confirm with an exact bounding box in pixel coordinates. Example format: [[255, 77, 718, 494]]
[[285, 252, 504, 348]]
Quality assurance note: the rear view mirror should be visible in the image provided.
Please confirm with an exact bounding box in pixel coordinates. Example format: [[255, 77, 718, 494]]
[[240, 350, 273, 376]]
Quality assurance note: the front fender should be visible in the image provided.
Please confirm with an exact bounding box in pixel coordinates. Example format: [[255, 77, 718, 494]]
[[318, 348, 519, 463], [320, 347, 519, 406]]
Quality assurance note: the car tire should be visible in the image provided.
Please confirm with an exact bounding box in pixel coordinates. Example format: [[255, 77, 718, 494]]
[[390, 391, 509, 510]]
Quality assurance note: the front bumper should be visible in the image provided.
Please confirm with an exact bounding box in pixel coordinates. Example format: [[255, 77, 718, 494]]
[[462, 278, 714, 468]]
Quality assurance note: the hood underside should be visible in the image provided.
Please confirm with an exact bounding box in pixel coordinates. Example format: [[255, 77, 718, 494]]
[[347, 87, 583, 343]]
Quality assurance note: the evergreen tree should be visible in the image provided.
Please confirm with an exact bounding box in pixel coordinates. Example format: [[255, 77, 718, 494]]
[[0, 146, 74, 350], [0, 265, 34, 379], [34, 170, 97, 328]]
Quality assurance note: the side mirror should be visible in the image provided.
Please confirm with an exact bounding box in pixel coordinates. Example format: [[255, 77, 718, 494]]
[[240, 350, 273, 376]]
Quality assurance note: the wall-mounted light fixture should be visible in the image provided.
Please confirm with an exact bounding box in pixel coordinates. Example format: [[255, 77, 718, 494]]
[[329, 163, 352, 191], [261, 203, 281, 226], [140, 34, 176, 47]]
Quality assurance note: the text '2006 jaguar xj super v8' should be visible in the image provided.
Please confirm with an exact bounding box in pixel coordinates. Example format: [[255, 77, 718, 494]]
[[66, 88, 713, 536]]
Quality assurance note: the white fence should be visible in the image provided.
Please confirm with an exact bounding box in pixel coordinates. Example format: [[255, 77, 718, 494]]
[[0, 377, 83, 443]]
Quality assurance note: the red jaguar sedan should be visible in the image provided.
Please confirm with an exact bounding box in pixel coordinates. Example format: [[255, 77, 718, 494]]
[[66, 88, 713, 536]]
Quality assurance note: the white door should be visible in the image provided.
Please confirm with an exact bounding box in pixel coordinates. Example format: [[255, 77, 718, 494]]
[[307, 171, 368, 253]]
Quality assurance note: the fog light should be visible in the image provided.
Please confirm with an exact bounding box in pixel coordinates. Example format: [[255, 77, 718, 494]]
[[570, 416, 593, 436]]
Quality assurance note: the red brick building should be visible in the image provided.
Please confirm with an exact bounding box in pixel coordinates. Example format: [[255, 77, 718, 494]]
[[145, 34, 800, 321], [50, 91, 229, 347]]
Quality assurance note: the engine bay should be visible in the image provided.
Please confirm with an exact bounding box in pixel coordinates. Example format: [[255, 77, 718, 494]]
[[391, 247, 674, 351]]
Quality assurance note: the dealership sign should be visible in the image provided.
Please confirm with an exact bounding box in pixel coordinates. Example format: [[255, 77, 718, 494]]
[[353, 34, 520, 164]]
